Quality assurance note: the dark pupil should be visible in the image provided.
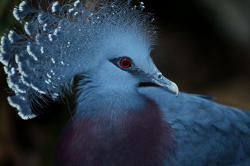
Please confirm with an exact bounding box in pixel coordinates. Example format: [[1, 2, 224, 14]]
[[122, 60, 129, 66]]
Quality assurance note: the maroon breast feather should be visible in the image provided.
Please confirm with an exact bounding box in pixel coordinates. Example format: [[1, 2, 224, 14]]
[[55, 97, 175, 166]]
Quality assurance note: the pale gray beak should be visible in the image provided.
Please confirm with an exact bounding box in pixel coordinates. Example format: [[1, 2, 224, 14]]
[[138, 71, 179, 96], [151, 72, 179, 96]]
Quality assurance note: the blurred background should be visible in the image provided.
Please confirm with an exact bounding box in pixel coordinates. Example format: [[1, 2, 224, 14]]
[[0, 0, 250, 165]]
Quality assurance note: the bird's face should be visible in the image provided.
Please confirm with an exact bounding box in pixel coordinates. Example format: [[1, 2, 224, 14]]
[[88, 31, 179, 95]]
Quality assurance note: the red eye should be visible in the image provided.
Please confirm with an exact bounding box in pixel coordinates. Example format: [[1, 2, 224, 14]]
[[120, 58, 131, 68]]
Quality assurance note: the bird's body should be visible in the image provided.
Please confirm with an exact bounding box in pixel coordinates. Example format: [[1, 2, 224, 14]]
[[0, 0, 249, 166], [55, 82, 250, 166]]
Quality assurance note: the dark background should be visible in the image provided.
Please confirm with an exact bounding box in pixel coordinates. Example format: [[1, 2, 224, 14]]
[[0, 0, 250, 165]]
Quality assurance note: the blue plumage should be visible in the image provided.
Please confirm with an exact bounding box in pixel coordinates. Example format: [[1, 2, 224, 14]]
[[140, 87, 250, 165], [0, 0, 249, 166], [0, 0, 155, 119]]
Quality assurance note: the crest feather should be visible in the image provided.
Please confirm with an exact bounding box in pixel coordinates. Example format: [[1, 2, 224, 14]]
[[0, 0, 156, 119]]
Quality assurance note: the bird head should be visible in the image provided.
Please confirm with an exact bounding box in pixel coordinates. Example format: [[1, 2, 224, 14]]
[[83, 30, 179, 96]]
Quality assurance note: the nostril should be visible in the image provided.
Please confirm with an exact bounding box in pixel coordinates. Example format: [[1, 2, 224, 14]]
[[158, 74, 162, 79]]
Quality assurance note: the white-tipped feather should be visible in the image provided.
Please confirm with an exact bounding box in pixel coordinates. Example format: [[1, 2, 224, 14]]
[[52, 1, 60, 13]]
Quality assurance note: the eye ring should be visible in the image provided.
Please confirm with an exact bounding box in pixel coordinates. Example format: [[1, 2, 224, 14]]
[[120, 58, 131, 68]]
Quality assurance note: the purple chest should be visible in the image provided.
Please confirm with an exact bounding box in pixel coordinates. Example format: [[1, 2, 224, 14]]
[[55, 98, 174, 166]]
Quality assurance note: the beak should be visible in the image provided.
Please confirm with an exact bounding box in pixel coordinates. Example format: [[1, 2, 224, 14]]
[[152, 72, 179, 96], [139, 72, 179, 96]]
